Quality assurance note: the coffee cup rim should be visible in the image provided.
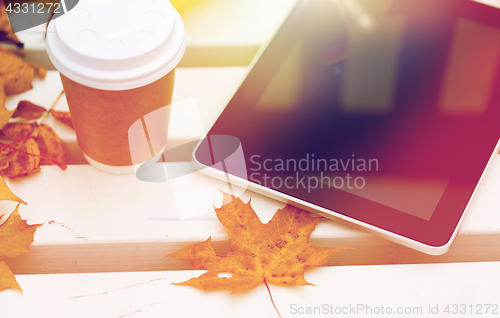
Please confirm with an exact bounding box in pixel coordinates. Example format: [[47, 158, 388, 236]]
[[46, 0, 186, 91]]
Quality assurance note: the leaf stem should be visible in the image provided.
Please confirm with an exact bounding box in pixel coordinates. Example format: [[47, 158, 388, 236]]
[[0, 135, 35, 152], [264, 279, 282, 318], [39, 90, 65, 127]]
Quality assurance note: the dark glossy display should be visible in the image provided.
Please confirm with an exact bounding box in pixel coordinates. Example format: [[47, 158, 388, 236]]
[[196, 0, 500, 246]]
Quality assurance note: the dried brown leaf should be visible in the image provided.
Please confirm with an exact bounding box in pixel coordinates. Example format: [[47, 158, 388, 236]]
[[29, 62, 46, 79], [0, 77, 3, 105], [0, 47, 33, 95], [0, 122, 37, 140], [50, 110, 74, 129], [35, 124, 66, 166], [0, 46, 46, 96], [0, 146, 14, 173], [0, 138, 40, 178], [0, 77, 14, 130], [0, 3, 23, 49], [12, 100, 46, 120]]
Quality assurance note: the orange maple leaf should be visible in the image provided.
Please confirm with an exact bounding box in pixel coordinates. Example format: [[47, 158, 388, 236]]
[[167, 193, 347, 293], [0, 177, 41, 293]]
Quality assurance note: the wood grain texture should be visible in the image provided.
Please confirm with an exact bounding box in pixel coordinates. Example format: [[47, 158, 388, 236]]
[[4, 234, 500, 275], [3, 153, 500, 274]]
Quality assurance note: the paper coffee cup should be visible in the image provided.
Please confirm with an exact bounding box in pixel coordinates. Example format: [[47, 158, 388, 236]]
[[46, 0, 186, 174]]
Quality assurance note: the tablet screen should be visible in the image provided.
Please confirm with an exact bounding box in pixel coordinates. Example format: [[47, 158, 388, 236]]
[[197, 0, 500, 246]]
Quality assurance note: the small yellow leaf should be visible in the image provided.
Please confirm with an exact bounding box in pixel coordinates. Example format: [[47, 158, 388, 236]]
[[0, 205, 42, 293], [0, 176, 26, 204], [0, 261, 21, 293], [0, 204, 41, 259]]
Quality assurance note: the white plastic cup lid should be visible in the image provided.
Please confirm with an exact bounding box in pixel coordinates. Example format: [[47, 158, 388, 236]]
[[46, 0, 187, 90]]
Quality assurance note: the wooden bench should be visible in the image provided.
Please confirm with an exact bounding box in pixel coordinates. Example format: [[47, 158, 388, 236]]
[[2, 0, 500, 316]]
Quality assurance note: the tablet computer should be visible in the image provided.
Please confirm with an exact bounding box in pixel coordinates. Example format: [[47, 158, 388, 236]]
[[192, 0, 500, 254]]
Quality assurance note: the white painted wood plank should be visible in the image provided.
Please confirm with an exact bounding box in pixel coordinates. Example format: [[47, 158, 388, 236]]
[[3, 150, 500, 274], [2, 262, 500, 318]]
